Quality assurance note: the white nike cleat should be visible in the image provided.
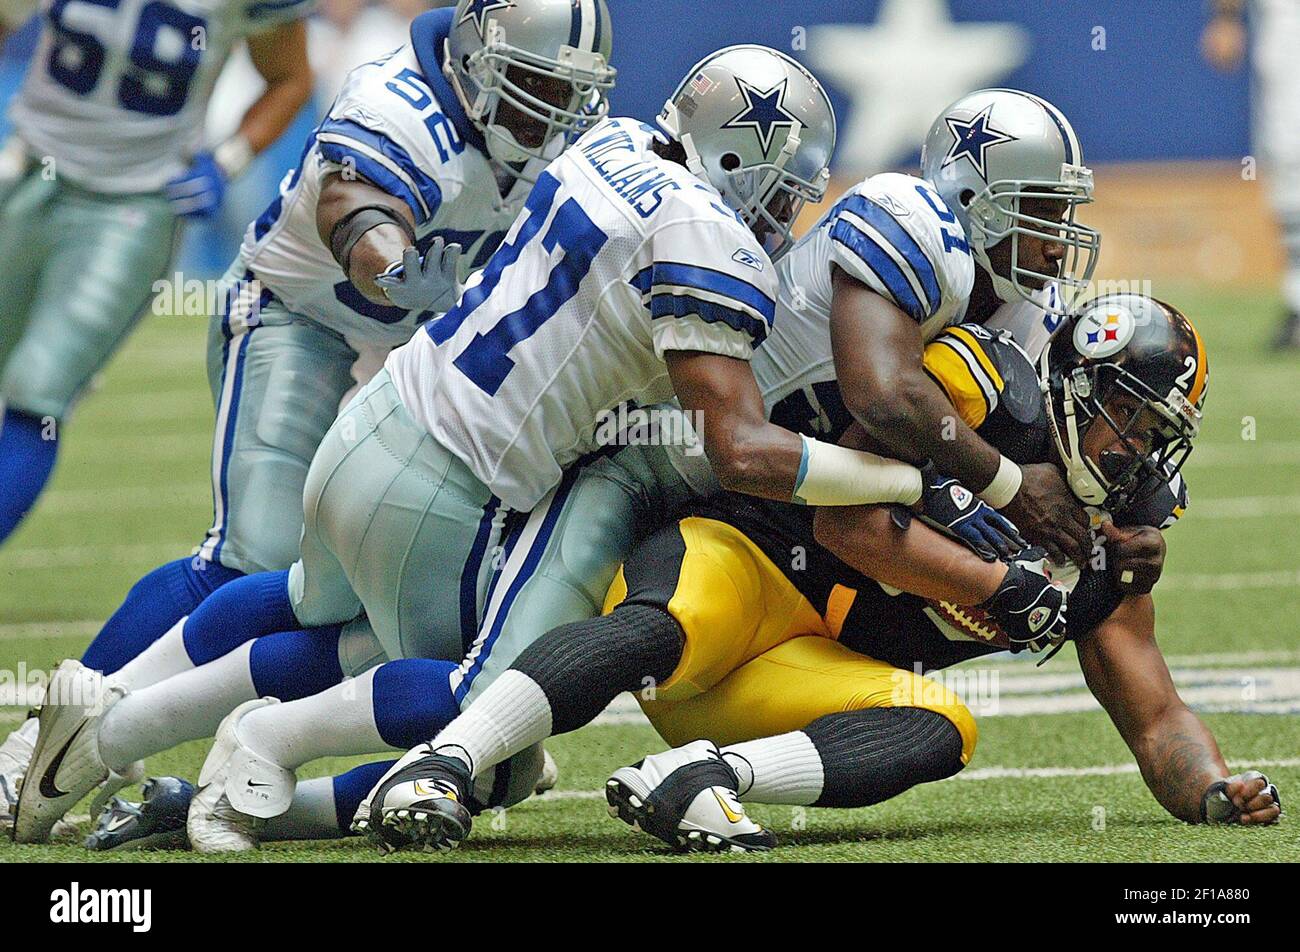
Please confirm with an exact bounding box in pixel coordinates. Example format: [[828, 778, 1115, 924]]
[[534, 747, 559, 795], [351, 744, 473, 853], [187, 698, 295, 854], [14, 660, 126, 844], [606, 739, 776, 853], [0, 716, 39, 837]]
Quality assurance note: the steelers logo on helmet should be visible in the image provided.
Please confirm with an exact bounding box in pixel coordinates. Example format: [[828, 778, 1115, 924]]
[[1073, 301, 1136, 359]]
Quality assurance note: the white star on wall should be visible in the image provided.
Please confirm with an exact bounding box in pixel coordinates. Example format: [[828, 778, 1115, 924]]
[[808, 0, 1030, 174]]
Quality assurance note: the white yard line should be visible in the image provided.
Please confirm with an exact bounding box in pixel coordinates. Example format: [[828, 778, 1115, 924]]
[[1191, 442, 1300, 466], [0, 542, 195, 571], [1189, 495, 1300, 519], [40, 484, 210, 515], [530, 757, 1300, 801], [0, 621, 101, 642]]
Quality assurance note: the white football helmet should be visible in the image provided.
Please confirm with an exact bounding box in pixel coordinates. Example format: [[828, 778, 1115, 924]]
[[445, 0, 616, 174], [921, 88, 1100, 314], [658, 45, 836, 261]]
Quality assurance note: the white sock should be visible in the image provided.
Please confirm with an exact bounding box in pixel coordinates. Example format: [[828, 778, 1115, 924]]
[[111, 616, 195, 691], [98, 642, 258, 771], [431, 670, 552, 778], [722, 731, 825, 806], [0, 717, 39, 773], [263, 777, 341, 841], [236, 667, 389, 770]]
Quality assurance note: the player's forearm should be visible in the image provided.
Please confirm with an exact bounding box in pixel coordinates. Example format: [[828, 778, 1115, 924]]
[[317, 174, 417, 304], [1131, 705, 1230, 823], [345, 227, 416, 304], [813, 504, 1004, 604], [239, 20, 313, 156], [235, 70, 314, 155], [864, 373, 1002, 492]]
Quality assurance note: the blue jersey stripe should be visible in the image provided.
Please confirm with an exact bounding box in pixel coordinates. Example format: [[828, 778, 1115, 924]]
[[458, 496, 500, 656], [840, 195, 941, 314], [630, 265, 653, 295], [317, 118, 443, 222], [649, 261, 775, 322], [650, 292, 768, 346], [830, 220, 927, 321]]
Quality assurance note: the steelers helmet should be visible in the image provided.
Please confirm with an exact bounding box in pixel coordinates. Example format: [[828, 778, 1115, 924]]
[[657, 45, 836, 261], [445, 0, 616, 174], [921, 88, 1100, 314], [1042, 294, 1208, 511]]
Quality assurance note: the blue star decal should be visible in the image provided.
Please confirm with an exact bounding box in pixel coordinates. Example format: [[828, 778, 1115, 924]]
[[942, 105, 1018, 182], [459, 0, 514, 39], [721, 77, 800, 156]]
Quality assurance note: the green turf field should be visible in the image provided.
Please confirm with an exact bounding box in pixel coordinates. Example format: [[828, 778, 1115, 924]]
[[1, 284, 1298, 862]]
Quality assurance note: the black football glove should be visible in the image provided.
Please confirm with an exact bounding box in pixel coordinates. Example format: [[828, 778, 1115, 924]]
[[917, 464, 1028, 561], [980, 548, 1068, 653]]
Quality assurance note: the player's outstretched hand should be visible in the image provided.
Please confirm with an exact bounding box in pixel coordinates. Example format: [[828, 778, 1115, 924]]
[[1202, 771, 1282, 826], [1099, 521, 1166, 595], [376, 239, 463, 313], [1002, 462, 1092, 566], [918, 464, 1027, 561], [165, 152, 227, 219]]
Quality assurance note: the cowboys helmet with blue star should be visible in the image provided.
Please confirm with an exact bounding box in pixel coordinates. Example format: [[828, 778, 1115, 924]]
[[658, 44, 836, 261], [920, 88, 1101, 314], [446, 0, 616, 175]]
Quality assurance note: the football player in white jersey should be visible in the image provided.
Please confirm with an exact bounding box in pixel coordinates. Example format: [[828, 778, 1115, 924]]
[[798, 88, 1104, 569], [0, 0, 313, 547], [14, 44, 977, 851], [1, 0, 616, 838]]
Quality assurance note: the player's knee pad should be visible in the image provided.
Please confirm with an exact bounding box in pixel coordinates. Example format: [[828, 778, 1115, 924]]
[[512, 604, 685, 735], [804, 707, 966, 809]]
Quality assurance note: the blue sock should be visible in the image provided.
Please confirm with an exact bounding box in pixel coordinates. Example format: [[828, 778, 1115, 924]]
[[331, 761, 395, 833], [181, 569, 299, 666], [81, 558, 244, 674], [371, 658, 461, 749], [248, 625, 345, 700], [0, 408, 59, 543]]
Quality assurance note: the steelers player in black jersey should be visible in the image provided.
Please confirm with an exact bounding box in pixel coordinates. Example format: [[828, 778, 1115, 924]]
[[358, 295, 1281, 854]]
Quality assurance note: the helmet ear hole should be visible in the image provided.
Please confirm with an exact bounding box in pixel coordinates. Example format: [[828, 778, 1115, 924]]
[[959, 188, 976, 207], [720, 152, 741, 172]]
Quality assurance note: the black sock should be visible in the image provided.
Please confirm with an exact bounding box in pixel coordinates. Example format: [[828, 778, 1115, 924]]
[[804, 707, 965, 808], [512, 604, 684, 735]]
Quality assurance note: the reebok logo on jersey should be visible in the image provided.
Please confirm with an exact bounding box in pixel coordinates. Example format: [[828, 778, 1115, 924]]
[[732, 248, 764, 271]]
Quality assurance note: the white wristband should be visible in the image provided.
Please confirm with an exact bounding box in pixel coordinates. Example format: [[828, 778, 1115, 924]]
[[214, 135, 255, 180], [979, 454, 1023, 510], [792, 435, 924, 507]]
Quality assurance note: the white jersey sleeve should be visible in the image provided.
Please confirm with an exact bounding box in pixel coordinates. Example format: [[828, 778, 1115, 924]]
[[643, 196, 777, 362], [314, 61, 457, 226], [825, 172, 974, 334]]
